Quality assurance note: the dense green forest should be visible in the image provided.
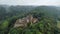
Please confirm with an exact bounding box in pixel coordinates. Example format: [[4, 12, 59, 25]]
[[0, 5, 60, 34]]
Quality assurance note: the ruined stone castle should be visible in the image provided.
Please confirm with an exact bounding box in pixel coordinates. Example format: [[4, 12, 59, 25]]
[[14, 15, 38, 27]]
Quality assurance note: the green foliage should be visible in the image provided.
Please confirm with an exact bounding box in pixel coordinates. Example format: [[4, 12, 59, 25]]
[[0, 20, 9, 30], [8, 28, 23, 34], [0, 5, 59, 34], [0, 20, 9, 34]]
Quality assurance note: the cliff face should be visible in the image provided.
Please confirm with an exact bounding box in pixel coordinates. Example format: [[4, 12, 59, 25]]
[[14, 15, 38, 27]]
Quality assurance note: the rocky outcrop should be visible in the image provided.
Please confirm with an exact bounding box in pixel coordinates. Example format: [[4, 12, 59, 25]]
[[14, 15, 38, 27]]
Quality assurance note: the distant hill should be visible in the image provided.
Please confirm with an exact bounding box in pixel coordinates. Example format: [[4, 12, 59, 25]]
[[0, 5, 60, 20], [31, 6, 60, 18], [0, 5, 37, 20]]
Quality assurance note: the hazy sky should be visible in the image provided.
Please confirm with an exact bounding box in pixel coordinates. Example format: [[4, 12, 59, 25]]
[[0, 0, 60, 6]]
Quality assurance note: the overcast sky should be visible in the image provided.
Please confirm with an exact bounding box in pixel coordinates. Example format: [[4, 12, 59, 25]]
[[0, 0, 60, 6]]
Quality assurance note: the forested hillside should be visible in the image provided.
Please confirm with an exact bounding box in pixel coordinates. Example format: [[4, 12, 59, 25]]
[[0, 5, 60, 34]]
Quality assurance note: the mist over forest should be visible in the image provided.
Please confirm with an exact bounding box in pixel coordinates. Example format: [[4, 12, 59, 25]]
[[0, 5, 60, 34]]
